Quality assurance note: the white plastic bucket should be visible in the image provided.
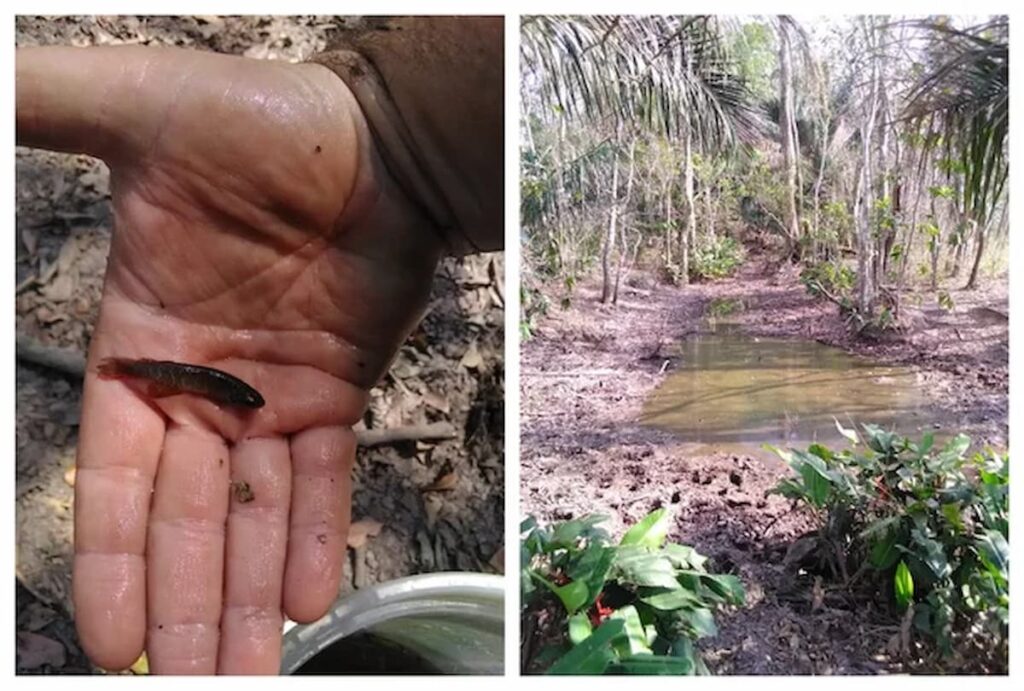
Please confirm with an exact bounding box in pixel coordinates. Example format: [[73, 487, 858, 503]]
[[280, 572, 504, 675]]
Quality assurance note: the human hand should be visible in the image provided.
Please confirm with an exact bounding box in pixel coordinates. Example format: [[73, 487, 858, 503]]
[[17, 45, 442, 674]]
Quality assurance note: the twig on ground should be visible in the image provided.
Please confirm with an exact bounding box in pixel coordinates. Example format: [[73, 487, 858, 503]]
[[522, 369, 619, 378], [356, 422, 457, 447], [16, 334, 86, 378], [16, 274, 38, 294], [488, 257, 504, 307]]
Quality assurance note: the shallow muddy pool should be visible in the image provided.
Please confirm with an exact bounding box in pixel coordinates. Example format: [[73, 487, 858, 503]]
[[641, 321, 953, 447]]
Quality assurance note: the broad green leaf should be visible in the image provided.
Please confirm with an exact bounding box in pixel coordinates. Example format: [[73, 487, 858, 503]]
[[678, 606, 718, 638], [554, 580, 591, 614], [640, 588, 703, 611], [869, 531, 901, 570], [762, 443, 792, 464], [533, 574, 590, 614], [568, 612, 593, 645], [547, 618, 624, 675], [551, 514, 610, 548], [663, 543, 708, 571], [975, 530, 1009, 585], [860, 516, 899, 540], [794, 452, 832, 507], [894, 560, 914, 608], [613, 547, 682, 589], [940, 503, 965, 533], [567, 545, 616, 607], [917, 431, 935, 456], [697, 573, 745, 605], [620, 509, 672, 549], [521, 567, 537, 599], [610, 655, 694, 675], [610, 605, 652, 656], [771, 478, 808, 501], [938, 433, 971, 462], [908, 531, 952, 580], [669, 636, 698, 668]]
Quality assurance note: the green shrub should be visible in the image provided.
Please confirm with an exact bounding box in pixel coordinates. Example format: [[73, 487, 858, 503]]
[[520, 283, 550, 342], [689, 237, 745, 281], [800, 261, 855, 304], [521, 510, 744, 675], [768, 424, 1008, 662]]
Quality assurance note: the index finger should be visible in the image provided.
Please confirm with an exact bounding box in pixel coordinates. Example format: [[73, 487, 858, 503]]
[[73, 364, 165, 671]]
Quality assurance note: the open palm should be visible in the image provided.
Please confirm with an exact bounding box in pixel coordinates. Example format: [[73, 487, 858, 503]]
[[18, 46, 442, 674]]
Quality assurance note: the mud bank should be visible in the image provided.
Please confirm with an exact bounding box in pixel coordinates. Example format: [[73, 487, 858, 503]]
[[520, 257, 1007, 674]]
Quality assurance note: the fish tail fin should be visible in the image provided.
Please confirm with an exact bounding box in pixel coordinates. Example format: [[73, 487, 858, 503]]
[[96, 357, 127, 378]]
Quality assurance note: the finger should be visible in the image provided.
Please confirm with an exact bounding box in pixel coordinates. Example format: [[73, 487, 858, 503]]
[[146, 425, 230, 675], [283, 426, 355, 623], [73, 371, 165, 671], [16, 46, 172, 158], [218, 437, 291, 675]]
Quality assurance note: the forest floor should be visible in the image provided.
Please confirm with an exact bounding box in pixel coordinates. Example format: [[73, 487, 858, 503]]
[[520, 252, 1007, 675], [15, 17, 504, 674]]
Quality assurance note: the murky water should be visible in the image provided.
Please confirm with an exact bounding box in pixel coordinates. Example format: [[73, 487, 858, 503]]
[[641, 321, 945, 447]]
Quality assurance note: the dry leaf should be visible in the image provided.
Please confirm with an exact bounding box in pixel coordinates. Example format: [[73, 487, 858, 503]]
[[459, 341, 483, 370], [347, 518, 384, 549], [39, 270, 76, 302], [63, 466, 76, 488], [231, 481, 255, 504], [130, 651, 149, 675], [811, 576, 825, 611], [422, 391, 450, 415], [18, 603, 56, 632], [21, 227, 38, 256], [422, 472, 457, 492], [16, 631, 66, 670], [488, 547, 505, 574], [42, 497, 71, 514], [423, 493, 443, 529]]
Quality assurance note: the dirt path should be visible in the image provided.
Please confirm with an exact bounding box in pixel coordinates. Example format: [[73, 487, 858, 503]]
[[520, 256, 1007, 675]]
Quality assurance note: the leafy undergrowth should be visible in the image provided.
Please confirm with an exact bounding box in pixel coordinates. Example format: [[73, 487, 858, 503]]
[[690, 236, 746, 281], [769, 422, 1008, 672], [521, 510, 744, 675]]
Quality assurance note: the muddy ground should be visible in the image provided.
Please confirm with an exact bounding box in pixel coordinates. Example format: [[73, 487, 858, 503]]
[[15, 17, 504, 674], [520, 254, 1007, 675]]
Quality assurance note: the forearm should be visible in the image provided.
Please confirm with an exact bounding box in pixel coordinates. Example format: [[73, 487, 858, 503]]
[[308, 16, 504, 255]]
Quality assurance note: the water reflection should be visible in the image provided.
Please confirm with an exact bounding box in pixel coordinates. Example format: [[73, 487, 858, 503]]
[[641, 322, 944, 446]]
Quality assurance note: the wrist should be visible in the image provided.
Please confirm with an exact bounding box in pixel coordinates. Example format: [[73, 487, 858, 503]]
[[306, 17, 503, 256]]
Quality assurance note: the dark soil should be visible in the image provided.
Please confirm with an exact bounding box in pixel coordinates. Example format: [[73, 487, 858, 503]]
[[15, 16, 504, 675], [520, 255, 1007, 675]]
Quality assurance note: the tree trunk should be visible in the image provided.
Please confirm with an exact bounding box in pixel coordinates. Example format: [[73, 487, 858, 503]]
[[965, 218, 984, 289], [855, 18, 881, 317], [968, 197, 1008, 289], [664, 181, 673, 266], [704, 183, 715, 240], [778, 21, 801, 258], [896, 146, 928, 294], [681, 116, 694, 285], [601, 123, 622, 304], [812, 124, 829, 261], [929, 193, 940, 291], [613, 137, 637, 305]]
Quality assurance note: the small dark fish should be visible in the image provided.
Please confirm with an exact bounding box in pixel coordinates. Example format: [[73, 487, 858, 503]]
[[97, 358, 265, 409]]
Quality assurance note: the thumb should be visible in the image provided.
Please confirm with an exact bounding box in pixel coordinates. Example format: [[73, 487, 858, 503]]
[[16, 45, 181, 161]]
